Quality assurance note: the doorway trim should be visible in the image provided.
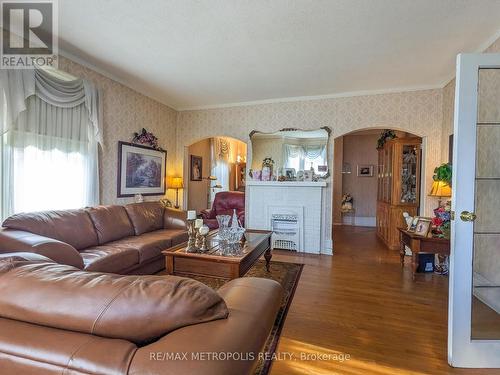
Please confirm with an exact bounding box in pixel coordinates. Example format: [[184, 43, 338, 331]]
[[448, 52, 500, 368]]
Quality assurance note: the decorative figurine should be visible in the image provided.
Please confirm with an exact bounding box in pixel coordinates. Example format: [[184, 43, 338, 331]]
[[198, 225, 210, 252], [186, 210, 198, 253], [341, 193, 353, 211], [403, 212, 413, 230]]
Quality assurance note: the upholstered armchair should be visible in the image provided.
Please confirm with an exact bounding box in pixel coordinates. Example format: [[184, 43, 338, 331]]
[[200, 191, 245, 229]]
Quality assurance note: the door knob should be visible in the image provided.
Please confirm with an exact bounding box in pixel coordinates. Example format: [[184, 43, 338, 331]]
[[460, 211, 477, 222]]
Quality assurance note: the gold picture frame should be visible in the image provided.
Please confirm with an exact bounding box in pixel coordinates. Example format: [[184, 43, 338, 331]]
[[414, 217, 432, 237]]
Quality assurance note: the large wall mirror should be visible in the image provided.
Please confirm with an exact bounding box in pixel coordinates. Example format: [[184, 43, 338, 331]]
[[250, 127, 331, 180]]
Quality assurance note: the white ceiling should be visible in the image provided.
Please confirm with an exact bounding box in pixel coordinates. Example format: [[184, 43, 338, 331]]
[[59, 0, 500, 110]]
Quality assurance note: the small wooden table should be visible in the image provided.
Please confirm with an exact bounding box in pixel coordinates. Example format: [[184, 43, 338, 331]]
[[162, 229, 272, 280], [398, 228, 450, 280]]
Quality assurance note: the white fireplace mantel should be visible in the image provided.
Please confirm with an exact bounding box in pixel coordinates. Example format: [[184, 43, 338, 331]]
[[246, 180, 327, 187], [245, 180, 327, 254]]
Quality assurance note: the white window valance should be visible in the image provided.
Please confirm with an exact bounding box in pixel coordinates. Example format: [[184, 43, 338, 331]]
[[283, 143, 327, 172], [0, 68, 101, 218], [213, 137, 231, 161], [0, 68, 102, 144]]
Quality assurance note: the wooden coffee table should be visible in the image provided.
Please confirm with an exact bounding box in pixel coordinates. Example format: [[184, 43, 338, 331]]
[[162, 229, 272, 280]]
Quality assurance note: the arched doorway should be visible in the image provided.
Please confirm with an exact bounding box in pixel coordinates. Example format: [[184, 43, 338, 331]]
[[332, 128, 424, 251], [183, 136, 247, 213]]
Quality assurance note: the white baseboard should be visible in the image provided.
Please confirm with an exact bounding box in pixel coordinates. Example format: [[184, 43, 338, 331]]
[[341, 216, 376, 227]]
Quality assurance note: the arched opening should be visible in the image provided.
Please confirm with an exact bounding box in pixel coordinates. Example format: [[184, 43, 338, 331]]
[[332, 128, 423, 252], [183, 136, 247, 213]]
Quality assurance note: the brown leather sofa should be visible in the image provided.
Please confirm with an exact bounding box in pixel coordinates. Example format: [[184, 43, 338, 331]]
[[0, 253, 283, 375], [0, 202, 188, 274]]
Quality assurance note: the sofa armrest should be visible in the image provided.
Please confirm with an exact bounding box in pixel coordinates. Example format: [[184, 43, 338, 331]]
[[0, 229, 84, 269], [237, 211, 245, 227], [129, 277, 283, 375], [199, 209, 213, 220], [163, 208, 188, 230]]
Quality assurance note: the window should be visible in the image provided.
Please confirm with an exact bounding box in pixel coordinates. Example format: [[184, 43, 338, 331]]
[[10, 139, 90, 213], [0, 69, 100, 220], [283, 143, 327, 173]]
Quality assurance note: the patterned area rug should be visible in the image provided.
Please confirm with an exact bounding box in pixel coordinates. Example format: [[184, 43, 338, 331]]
[[158, 260, 303, 375]]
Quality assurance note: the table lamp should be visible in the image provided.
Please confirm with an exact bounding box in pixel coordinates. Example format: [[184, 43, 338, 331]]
[[168, 176, 184, 209], [429, 180, 451, 208]]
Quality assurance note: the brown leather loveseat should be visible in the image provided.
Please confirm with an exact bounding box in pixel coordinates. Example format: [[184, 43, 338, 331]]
[[0, 202, 188, 274], [0, 253, 283, 375]]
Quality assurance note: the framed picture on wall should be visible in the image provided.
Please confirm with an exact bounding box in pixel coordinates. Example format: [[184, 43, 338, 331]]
[[357, 164, 374, 177], [190, 155, 203, 181], [117, 141, 167, 197]]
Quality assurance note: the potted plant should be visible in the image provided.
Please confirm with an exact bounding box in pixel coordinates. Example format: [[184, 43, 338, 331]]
[[376, 129, 397, 149], [433, 163, 452, 184]]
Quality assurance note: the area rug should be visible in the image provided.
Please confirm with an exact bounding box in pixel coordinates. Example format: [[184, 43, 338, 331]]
[[158, 260, 303, 375]]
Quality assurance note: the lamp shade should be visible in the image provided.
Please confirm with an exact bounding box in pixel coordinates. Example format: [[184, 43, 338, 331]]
[[429, 180, 451, 197], [168, 176, 184, 189]]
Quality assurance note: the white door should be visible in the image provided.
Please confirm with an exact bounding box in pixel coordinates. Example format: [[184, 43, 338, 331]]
[[449, 53, 500, 367]]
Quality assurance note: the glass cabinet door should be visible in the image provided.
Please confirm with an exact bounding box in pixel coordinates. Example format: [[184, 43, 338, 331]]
[[400, 144, 418, 203], [387, 146, 392, 203], [377, 151, 383, 201]]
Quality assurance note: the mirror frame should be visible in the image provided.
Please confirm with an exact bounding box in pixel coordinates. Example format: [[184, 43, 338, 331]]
[[249, 126, 332, 179]]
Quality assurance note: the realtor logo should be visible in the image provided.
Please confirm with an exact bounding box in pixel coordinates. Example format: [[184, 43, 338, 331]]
[[1, 0, 58, 68]]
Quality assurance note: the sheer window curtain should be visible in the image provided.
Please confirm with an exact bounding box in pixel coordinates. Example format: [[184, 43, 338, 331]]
[[283, 143, 327, 172], [210, 137, 230, 204], [0, 68, 101, 219]]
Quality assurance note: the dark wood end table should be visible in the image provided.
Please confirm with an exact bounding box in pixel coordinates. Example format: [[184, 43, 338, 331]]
[[162, 229, 272, 280], [398, 228, 450, 280]]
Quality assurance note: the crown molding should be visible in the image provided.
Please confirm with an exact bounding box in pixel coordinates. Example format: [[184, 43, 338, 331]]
[[475, 28, 500, 54], [438, 28, 500, 88], [177, 85, 443, 112]]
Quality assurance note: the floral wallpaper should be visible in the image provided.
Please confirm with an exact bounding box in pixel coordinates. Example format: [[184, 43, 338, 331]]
[[177, 89, 444, 251], [441, 79, 455, 163], [58, 56, 178, 206]]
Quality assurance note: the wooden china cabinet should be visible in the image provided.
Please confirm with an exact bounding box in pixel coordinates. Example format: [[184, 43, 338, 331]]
[[376, 137, 421, 250]]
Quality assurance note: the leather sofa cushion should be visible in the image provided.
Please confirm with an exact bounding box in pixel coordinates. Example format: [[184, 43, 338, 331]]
[[81, 245, 139, 273], [0, 229, 85, 269], [86, 205, 134, 244], [0, 262, 228, 345], [0, 318, 137, 375], [2, 210, 98, 250], [125, 202, 164, 235], [163, 208, 188, 230], [129, 277, 283, 375], [164, 229, 189, 246], [110, 229, 188, 263]]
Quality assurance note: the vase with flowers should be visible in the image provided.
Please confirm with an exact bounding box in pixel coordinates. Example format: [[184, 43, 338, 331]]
[[432, 203, 452, 239]]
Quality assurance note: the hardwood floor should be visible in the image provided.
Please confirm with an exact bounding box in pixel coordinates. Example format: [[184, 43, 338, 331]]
[[269, 226, 500, 375]]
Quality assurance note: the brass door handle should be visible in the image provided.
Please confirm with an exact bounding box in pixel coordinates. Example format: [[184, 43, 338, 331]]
[[460, 211, 477, 222]]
